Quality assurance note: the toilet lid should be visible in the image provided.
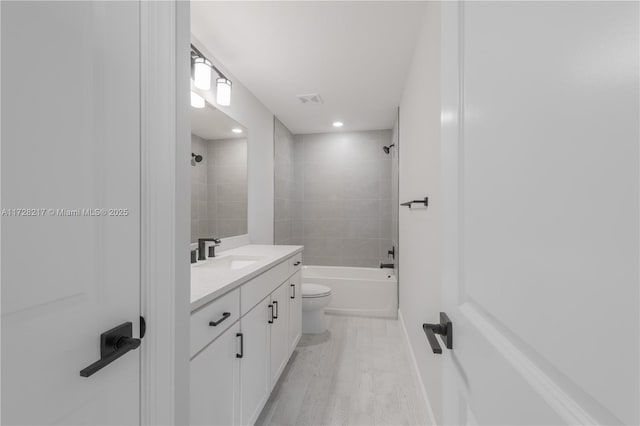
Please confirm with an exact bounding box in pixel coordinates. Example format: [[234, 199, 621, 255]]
[[302, 283, 332, 298]]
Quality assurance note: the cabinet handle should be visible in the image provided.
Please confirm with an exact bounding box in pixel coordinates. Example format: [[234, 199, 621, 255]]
[[236, 333, 243, 358], [209, 312, 231, 327], [293, 261, 301, 266], [273, 301, 279, 319], [268, 304, 274, 324], [290, 283, 295, 299]]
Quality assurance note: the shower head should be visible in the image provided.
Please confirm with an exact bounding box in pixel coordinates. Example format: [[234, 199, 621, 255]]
[[383, 144, 395, 154], [192, 153, 203, 163]]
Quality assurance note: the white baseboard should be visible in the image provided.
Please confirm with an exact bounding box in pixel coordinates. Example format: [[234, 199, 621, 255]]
[[398, 309, 438, 426], [325, 308, 397, 319]]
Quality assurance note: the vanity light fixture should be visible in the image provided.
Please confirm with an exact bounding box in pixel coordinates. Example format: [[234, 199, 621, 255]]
[[191, 44, 233, 106], [231, 128, 243, 134], [332, 121, 344, 128], [191, 91, 205, 108], [193, 57, 212, 90], [216, 78, 232, 107]]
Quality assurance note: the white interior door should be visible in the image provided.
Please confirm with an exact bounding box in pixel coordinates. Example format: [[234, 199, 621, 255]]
[[2, 2, 142, 424], [440, 1, 639, 425]]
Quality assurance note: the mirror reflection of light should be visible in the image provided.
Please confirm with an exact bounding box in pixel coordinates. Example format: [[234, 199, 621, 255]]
[[191, 91, 205, 108], [216, 78, 232, 106], [441, 110, 455, 124], [232, 128, 243, 134]]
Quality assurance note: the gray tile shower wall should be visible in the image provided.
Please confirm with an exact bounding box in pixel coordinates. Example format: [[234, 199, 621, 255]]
[[274, 118, 295, 244], [391, 117, 399, 275], [289, 130, 394, 268], [191, 134, 208, 242], [207, 138, 248, 238], [191, 134, 248, 242]]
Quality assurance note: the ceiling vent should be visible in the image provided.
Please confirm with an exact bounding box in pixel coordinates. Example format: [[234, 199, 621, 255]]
[[296, 93, 323, 105]]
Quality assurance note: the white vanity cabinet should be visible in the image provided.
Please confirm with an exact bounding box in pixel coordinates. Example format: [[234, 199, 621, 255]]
[[239, 296, 271, 425], [269, 281, 290, 385], [190, 322, 241, 426], [288, 271, 302, 353], [190, 248, 303, 426]]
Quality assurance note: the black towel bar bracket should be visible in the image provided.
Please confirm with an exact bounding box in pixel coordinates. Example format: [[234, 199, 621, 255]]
[[401, 197, 428, 208]]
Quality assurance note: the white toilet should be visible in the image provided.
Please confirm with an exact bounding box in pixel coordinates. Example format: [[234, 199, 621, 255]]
[[301, 283, 332, 334]]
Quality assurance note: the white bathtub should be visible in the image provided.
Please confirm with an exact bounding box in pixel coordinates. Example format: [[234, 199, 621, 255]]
[[301, 265, 398, 318]]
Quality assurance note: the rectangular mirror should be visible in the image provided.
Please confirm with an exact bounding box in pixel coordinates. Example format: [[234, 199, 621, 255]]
[[191, 100, 247, 242]]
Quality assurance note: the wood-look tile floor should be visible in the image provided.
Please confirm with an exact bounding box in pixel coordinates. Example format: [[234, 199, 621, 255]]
[[256, 315, 430, 426]]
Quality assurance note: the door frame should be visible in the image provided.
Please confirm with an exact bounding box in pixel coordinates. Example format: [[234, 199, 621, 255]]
[[140, 1, 190, 425]]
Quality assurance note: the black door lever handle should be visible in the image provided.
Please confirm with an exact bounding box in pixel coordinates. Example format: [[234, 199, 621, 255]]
[[80, 322, 141, 377], [423, 324, 443, 354], [422, 312, 452, 354]]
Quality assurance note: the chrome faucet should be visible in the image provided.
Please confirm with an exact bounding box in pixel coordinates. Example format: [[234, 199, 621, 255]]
[[198, 238, 221, 260]]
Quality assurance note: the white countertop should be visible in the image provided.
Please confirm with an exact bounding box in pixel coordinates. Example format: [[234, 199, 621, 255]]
[[190, 244, 303, 311]]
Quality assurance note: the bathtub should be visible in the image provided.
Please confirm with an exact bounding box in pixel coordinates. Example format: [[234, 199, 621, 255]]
[[301, 266, 398, 318]]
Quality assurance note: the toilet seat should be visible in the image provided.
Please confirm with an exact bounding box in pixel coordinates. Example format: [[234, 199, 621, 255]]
[[302, 283, 331, 298]]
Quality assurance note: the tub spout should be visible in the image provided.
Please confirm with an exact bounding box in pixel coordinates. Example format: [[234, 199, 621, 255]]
[[380, 263, 394, 269]]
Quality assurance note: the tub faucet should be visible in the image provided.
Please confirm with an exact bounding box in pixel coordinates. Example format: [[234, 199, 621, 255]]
[[198, 238, 221, 260], [380, 263, 394, 269]]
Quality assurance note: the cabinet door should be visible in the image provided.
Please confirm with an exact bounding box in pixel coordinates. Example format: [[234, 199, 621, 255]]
[[240, 296, 271, 426], [288, 271, 302, 353], [190, 322, 241, 426], [269, 281, 290, 386]]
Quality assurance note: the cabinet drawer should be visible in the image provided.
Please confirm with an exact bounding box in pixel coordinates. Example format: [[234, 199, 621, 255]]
[[289, 253, 303, 274], [191, 288, 240, 357], [241, 261, 289, 316]]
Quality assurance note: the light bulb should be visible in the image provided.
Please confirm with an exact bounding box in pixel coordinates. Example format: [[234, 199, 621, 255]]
[[216, 78, 232, 106], [191, 91, 205, 108], [332, 121, 344, 128], [193, 57, 212, 90]]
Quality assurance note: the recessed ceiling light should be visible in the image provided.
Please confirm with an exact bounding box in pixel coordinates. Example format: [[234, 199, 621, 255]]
[[332, 121, 344, 128], [232, 128, 243, 134], [191, 91, 205, 108]]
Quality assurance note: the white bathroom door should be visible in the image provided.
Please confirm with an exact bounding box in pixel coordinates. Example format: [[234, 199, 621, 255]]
[[2, 2, 142, 424], [440, 1, 638, 425]]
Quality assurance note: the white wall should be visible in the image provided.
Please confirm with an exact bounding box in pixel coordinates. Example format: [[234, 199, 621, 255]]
[[397, 2, 442, 423], [391, 110, 399, 277], [191, 36, 274, 244]]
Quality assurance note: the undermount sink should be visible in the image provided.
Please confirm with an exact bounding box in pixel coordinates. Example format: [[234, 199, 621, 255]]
[[205, 255, 264, 271]]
